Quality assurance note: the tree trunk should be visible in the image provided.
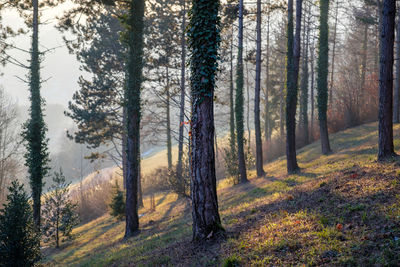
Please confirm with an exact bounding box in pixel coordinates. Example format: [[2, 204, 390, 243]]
[[254, 0, 264, 177], [188, 0, 222, 241], [229, 25, 236, 154], [300, 4, 310, 146], [122, 107, 127, 189], [285, 0, 302, 173], [310, 41, 315, 142], [166, 66, 172, 170], [378, 0, 397, 161], [393, 6, 400, 123], [235, 0, 248, 183], [124, 0, 145, 239], [317, 0, 331, 155], [176, 0, 187, 182], [29, 0, 48, 230], [329, 0, 339, 107], [264, 11, 271, 143], [138, 146, 143, 208], [360, 23, 368, 113]]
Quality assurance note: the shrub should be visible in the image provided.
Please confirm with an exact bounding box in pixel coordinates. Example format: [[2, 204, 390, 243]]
[[109, 181, 125, 220], [0, 180, 41, 266]]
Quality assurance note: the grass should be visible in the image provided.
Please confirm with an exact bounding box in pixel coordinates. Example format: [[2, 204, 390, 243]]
[[43, 122, 400, 266]]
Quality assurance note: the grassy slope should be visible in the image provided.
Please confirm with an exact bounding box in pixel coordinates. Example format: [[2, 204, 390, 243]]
[[43, 123, 400, 266]]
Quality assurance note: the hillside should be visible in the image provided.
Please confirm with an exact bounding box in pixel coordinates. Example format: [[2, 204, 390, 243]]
[[43, 122, 400, 266]]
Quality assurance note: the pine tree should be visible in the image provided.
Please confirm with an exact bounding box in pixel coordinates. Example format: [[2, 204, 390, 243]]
[[109, 181, 125, 221], [0, 180, 41, 266], [42, 169, 78, 248]]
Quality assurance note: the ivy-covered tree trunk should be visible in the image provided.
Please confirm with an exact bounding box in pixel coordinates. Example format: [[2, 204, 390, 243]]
[[393, 6, 400, 123], [166, 66, 172, 170], [25, 0, 49, 230], [254, 0, 264, 177], [378, 0, 397, 161], [124, 0, 145, 239], [285, 0, 302, 173], [176, 0, 186, 182], [235, 0, 248, 183], [317, 0, 331, 155], [188, 0, 222, 241]]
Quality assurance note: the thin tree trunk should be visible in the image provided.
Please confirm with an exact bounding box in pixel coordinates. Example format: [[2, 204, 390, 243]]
[[166, 66, 172, 170], [264, 11, 271, 143], [300, 4, 310, 146], [122, 107, 127, 189], [329, 0, 339, 107], [138, 145, 143, 208], [124, 0, 145, 239], [360, 23, 368, 113], [310, 40, 315, 142], [378, 0, 397, 161], [235, 0, 248, 183], [317, 0, 331, 155], [229, 25, 235, 153], [393, 5, 400, 123], [285, 0, 302, 173], [245, 51, 251, 148], [188, 0, 222, 241], [254, 0, 264, 177], [280, 83, 284, 139], [176, 0, 186, 180]]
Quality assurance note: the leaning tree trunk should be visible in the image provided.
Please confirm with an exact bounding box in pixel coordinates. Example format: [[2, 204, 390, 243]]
[[393, 5, 400, 123], [176, 0, 187, 182], [254, 0, 265, 177], [285, 0, 302, 173], [124, 0, 145, 239], [188, 0, 222, 241], [378, 0, 397, 161], [317, 0, 332, 155], [235, 0, 248, 183]]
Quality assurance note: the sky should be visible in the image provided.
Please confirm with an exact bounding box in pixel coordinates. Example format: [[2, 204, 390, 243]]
[[1, 4, 82, 108]]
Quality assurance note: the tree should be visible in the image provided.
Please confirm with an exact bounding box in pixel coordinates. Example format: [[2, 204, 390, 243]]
[[22, 0, 50, 230], [235, 0, 248, 183], [393, 4, 400, 123], [254, 0, 265, 177], [42, 169, 78, 248], [187, 0, 223, 241], [109, 181, 125, 221], [0, 180, 41, 266], [378, 0, 397, 161], [286, 0, 302, 173], [316, 0, 332, 155], [124, 0, 145, 239]]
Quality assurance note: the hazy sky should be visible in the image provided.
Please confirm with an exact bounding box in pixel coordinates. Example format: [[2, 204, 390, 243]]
[[1, 4, 83, 108]]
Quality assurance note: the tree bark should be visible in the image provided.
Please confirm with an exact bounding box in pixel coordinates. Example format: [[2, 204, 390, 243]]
[[378, 0, 397, 161], [229, 25, 236, 154], [124, 0, 145, 239], [235, 0, 248, 183], [310, 40, 315, 141], [300, 3, 310, 146], [317, 0, 331, 155], [393, 5, 400, 123], [188, 0, 222, 241], [285, 0, 302, 173], [254, 0, 265, 177]]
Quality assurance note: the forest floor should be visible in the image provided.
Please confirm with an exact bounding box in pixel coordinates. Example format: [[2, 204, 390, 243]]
[[42, 122, 400, 266]]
